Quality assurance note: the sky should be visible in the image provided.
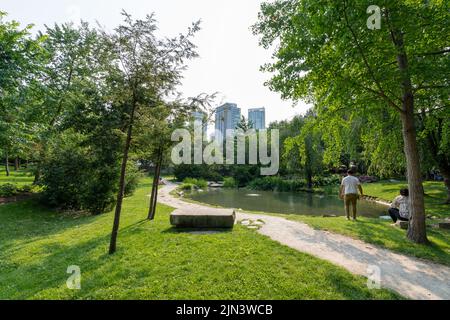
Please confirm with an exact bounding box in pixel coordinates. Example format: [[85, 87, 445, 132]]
[[2, 0, 312, 127]]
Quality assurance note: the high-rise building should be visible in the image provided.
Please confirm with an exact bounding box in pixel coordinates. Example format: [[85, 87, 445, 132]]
[[215, 103, 241, 138], [248, 107, 266, 130], [191, 110, 208, 138]]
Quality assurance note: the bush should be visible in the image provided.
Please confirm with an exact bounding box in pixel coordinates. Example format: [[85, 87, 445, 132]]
[[18, 184, 33, 193], [180, 183, 196, 191], [40, 132, 121, 215], [0, 183, 18, 197], [183, 178, 207, 189], [124, 162, 142, 197], [223, 177, 237, 188], [312, 174, 341, 187], [248, 177, 307, 192], [174, 164, 223, 181]]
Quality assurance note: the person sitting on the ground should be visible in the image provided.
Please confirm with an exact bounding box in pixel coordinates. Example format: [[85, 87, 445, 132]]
[[388, 188, 410, 223]]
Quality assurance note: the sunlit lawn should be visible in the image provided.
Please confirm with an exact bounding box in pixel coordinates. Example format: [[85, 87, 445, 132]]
[[0, 175, 400, 300], [0, 165, 35, 186], [280, 181, 450, 266]]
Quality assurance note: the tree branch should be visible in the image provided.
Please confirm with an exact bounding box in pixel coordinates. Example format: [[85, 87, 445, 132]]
[[341, 0, 403, 113]]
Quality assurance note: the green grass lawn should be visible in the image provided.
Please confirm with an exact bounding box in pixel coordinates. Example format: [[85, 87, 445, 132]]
[[0, 176, 400, 300], [362, 180, 449, 217], [276, 181, 450, 266], [0, 165, 35, 187]]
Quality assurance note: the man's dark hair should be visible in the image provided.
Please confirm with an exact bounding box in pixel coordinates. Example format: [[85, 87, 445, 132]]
[[400, 188, 409, 197], [347, 169, 355, 175]]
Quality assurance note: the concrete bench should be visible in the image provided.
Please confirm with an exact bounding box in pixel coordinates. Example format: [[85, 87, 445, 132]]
[[170, 208, 236, 228]]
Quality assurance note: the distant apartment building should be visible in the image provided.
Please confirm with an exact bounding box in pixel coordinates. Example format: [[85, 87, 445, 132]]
[[248, 107, 266, 130], [215, 103, 241, 138], [191, 110, 208, 137]]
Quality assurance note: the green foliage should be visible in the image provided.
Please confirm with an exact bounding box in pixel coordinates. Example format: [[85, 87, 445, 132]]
[[174, 164, 223, 182], [248, 176, 306, 192], [223, 177, 237, 188], [182, 178, 207, 189], [0, 183, 18, 197], [40, 131, 120, 215], [124, 162, 142, 197], [0, 178, 400, 299], [0, 182, 40, 197]]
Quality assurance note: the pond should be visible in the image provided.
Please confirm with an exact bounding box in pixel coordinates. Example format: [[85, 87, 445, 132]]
[[185, 188, 388, 218]]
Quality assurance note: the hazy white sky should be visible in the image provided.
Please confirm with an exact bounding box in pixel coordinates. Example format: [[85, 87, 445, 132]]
[[2, 0, 311, 125]]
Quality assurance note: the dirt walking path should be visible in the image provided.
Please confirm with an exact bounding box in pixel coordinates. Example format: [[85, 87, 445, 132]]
[[158, 182, 450, 300]]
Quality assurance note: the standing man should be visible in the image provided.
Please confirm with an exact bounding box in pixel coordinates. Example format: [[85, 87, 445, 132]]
[[339, 170, 364, 220]]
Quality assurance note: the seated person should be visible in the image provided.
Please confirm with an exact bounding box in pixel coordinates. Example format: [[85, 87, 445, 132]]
[[388, 188, 410, 223]]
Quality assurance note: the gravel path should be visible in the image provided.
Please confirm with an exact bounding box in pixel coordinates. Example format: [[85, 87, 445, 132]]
[[158, 182, 450, 300]]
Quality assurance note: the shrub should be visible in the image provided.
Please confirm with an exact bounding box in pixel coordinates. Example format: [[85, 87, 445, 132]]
[[40, 131, 121, 215], [312, 174, 341, 187], [180, 183, 195, 191], [183, 178, 207, 189], [18, 184, 33, 193], [248, 177, 307, 192], [223, 177, 237, 188], [0, 183, 18, 197], [124, 162, 142, 197]]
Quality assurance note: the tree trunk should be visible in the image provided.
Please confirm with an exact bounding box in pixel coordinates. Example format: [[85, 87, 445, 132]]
[[148, 149, 163, 220], [14, 157, 19, 171], [441, 169, 450, 204], [147, 163, 159, 220], [401, 109, 428, 244], [109, 104, 136, 255], [393, 29, 428, 244], [5, 151, 10, 177]]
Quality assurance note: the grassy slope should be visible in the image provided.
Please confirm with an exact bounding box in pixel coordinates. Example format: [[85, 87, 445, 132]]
[[278, 181, 450, 266], [0, 174, 399, 300]]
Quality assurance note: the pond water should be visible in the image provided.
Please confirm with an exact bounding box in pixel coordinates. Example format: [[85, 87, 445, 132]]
[[186, 188, 388, 218]]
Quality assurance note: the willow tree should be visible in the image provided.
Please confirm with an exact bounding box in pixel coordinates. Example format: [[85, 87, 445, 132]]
[[106, 12, 200, 254], [254, 0, 449, 243]]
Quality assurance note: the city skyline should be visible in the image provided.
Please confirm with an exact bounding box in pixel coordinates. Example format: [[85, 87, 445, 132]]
[[1, 0, 312, 125]]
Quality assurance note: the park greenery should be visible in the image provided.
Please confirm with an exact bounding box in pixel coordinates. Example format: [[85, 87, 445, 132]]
[[252, 0, 450, 244], [1, 2, 450, 300], [0, 10, 211, 253]]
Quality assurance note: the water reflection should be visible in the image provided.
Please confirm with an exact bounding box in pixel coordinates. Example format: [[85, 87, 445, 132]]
[[186, 188, 387, 217]]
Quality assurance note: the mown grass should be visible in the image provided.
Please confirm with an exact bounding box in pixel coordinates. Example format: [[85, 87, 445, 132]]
[[179, 180, 450, 266], [0, 165, 35, 186], [0, 176, 400, 300], [274, 181, 450, 266], [362, 181, 449, 217]]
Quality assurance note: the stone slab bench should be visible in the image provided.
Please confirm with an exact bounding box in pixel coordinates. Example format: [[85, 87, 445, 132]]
[[170, 208, 236, 228]]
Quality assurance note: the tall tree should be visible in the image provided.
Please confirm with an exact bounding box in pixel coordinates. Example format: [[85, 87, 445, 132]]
[[253, 0, 449, 243], [0, 12, 45, 176], [106, 12, 199, 254]]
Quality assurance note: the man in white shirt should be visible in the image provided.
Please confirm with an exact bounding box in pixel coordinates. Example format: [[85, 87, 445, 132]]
[[339, 170, 364, 220]]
